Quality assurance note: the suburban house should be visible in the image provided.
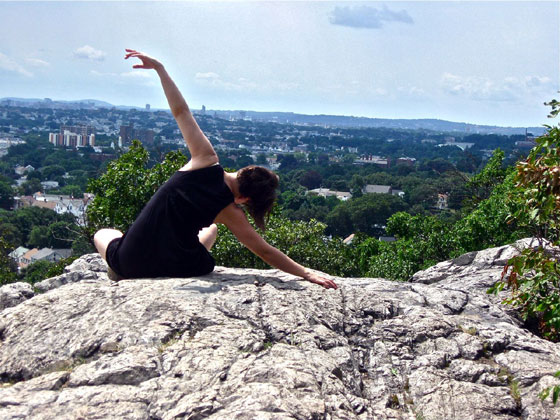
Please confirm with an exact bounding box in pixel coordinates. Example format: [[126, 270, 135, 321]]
[[10, 247, 72, 271], [13, 193, 94, 225], [307, 188, 352, 201], [363, 185, 392, 195]]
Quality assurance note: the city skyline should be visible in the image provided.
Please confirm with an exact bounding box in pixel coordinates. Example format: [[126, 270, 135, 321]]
[[0, 1, 558, 128]]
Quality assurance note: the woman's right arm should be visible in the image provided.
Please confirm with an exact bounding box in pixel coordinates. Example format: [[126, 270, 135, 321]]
[[125, 49, 217, 170]]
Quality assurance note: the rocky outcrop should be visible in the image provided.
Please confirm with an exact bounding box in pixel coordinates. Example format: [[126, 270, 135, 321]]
[[0, 282, 34, 311], [0, 239, 559, 419]]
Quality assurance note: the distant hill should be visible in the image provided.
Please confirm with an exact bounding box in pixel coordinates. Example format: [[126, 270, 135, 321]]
[[211, 110, 546, 136], [0, 97, 139, 111], [1, 96, 545, 136]]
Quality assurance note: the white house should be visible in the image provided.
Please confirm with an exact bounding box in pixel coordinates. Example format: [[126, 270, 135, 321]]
[[308, 188, 352, 201]]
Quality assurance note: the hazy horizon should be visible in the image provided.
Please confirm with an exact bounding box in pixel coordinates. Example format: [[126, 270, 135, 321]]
[[0, 1, 558, 127]]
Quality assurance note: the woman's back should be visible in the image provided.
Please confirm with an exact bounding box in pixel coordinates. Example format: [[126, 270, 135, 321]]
[[106, 165, 233, 278]]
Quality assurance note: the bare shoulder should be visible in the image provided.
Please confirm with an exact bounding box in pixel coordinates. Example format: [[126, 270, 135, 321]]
[[215, 203, 248, 226], [179, 156, 220, 172]]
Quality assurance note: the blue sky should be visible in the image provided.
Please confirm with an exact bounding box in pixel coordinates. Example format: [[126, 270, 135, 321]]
[[0, 1, 558, 127]]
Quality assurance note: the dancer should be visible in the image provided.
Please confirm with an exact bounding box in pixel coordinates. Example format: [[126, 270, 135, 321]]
[[93, 49, 338, 289]]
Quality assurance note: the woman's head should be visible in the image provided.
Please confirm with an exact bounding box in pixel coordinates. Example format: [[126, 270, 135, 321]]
[[237, 165, 279, 230]]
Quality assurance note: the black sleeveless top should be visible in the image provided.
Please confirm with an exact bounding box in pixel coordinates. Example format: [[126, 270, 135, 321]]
[[106, 165, 234, 278]]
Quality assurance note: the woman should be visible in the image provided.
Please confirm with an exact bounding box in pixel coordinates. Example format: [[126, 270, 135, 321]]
[[93, 49, 338, 290]]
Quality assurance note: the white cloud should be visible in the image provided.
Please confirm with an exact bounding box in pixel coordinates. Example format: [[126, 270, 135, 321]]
[[25, 58, 50, 67], [398, 85, 425, 96], [73, 45, 106, 61], [195, 72, 220, 82], [330, 5, 413, 29], [90, 69, 156, 86], [440, 73, 555, 102], [120, 71, 153, 79], [0, 52, 33, 77], [194, 72, 299, 94], [441, 73, 514, 101], [195, 72, 256, 91], [525, 75, 552, 88]]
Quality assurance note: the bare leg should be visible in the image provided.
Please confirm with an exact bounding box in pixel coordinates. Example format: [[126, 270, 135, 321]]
[[198, 224, 218, 251], [94, 228, 123, 261]]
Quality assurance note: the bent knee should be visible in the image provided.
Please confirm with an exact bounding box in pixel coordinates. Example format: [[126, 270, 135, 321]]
[[93, 228, 123, 258]]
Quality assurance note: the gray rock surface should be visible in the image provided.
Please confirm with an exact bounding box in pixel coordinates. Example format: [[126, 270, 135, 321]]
[[1, 240, 559, 419], [0, 282, 34, 311]]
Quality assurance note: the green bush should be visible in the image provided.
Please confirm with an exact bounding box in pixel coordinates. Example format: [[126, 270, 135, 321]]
[[489, 123, 560, 341]]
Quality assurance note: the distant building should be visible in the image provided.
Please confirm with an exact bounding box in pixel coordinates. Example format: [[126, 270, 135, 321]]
[[145, 104, 150, 111], [41, 181, 59, 190], [8, 246, 29, 267], [515, 140, 537, 149], [308, 188, 352, 201], [437, 142, 474, 151], [49, 124, 95, 148], [119, 124, 154, 146], [20, 248, 39, 268], [378, 236, 397, 242], [14, 247, 71, 270], [396, 157, 416, 167], [14, 192, 94, 225], [392, 189, 405, 198], [363, 185, 392, 195], [14, 164, 34, 176], [436, 193, 449, 210], [31, 248, 72, 264], [354, 155, 389, 167]]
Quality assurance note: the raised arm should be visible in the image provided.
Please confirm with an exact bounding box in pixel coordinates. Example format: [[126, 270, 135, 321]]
[[124, 49, 218, 170], [218, 206, 338, 289]]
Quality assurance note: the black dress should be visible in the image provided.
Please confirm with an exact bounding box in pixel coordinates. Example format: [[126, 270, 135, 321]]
[[105, 165, 234, 278]]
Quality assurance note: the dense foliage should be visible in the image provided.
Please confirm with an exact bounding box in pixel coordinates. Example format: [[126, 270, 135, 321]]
[[345, 150, 530, 282], [489, 124, 560, 340]]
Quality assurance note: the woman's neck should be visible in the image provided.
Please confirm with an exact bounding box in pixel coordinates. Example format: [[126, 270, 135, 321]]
[[224, 171, 241, 198]]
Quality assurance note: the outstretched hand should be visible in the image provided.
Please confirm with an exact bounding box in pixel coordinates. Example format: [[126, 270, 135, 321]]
[[305, 271, 338, 289], [124, 49, 162, 70]]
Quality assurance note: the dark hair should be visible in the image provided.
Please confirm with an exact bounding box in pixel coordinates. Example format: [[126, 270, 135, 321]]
[[237, 165, 279, 230]]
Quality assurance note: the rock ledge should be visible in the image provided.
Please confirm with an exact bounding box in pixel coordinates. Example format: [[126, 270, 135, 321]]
[[0, 239, 559, 419]]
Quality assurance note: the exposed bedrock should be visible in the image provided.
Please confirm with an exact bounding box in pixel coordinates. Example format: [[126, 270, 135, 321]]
[[0, 238, 559, 419]]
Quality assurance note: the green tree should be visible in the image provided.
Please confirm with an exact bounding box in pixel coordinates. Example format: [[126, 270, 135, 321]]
[[41, 164, 66, 180], [0, 222, 22, 246], [22, 260, 52, 284], [0, 235, 17, 285], [299, 170, 322, 189], [256, 153, 267, 165], [59, 184, 83, 197], [0, 180, 14, 210], [47, 221, 77, 248], [28, 225, 49, 248], [462, 149, 507, 211], [489, 121, 560, 341], [350, 174, 365, 198], [20, 178, 43, 196]]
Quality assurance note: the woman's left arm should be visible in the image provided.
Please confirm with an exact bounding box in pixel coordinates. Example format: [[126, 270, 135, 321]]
[[220, 206, 338, 289]]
